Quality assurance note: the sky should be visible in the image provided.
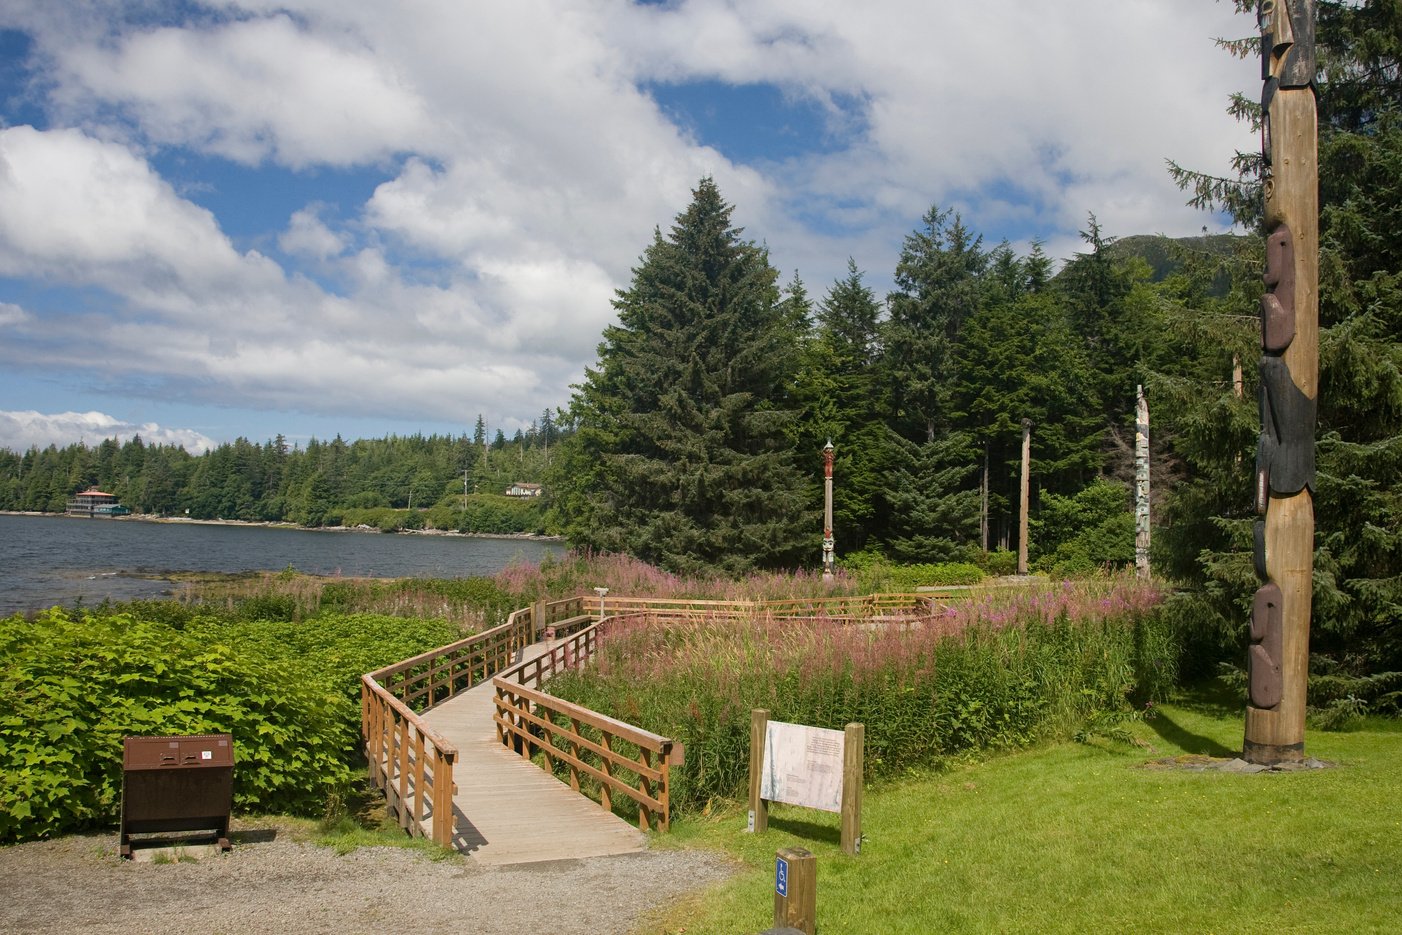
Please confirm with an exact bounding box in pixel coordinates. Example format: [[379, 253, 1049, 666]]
[[0, 1, 1257, 455]]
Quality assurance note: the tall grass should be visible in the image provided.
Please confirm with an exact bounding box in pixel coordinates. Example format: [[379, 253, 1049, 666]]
[[549, 575, 1171, 812], [182, 571, 513, 630], [492, 549, 862, 601]]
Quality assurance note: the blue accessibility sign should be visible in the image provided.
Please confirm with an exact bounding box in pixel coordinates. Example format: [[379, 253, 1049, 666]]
[[776, 855, 789, 897]]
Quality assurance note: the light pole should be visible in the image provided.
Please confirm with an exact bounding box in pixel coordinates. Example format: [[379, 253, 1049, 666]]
[[822, 440, 835, 582]]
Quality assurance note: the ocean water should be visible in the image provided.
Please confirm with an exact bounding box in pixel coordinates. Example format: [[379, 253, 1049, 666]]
[[0, 513, 563, 615]]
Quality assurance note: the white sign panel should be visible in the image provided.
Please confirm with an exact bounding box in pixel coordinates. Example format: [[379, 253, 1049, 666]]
[[760, 720, 845, 813]]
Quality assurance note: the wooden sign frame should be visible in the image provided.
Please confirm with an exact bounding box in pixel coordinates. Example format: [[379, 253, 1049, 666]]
[[747, 708, 864, 856]]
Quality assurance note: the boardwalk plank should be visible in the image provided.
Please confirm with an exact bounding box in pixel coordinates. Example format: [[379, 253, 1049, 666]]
[[420, 642, 647, 865]]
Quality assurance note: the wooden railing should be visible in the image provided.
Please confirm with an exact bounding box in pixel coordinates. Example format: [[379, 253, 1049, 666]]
[[361, 596, 589, 845], [492, 614, 681, 832], [364, 589, 986, 844], [596, 591, 969, 621], [361, 678, 458, 846]]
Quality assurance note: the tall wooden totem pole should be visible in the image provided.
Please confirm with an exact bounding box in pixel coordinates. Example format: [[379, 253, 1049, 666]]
[[1245, 0, 1318, 766]]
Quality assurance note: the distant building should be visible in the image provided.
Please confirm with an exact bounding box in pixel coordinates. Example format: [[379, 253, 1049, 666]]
[[504, 482, 543, 498], [66, 489, 131, 517]]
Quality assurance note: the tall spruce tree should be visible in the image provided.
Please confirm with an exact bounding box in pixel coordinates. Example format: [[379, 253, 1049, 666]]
[[877, 207, 987, 560], [801, 260, 889, 552], [561, 178, 810, 574], [883, 206, 987, 442]]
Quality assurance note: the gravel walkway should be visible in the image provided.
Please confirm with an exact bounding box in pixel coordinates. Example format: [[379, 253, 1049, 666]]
[[0, 826, 736, 935]]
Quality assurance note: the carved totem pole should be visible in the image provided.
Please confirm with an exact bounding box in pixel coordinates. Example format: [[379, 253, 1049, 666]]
[[821, 440, 835, 581], [1245, 0, 1318, 766]]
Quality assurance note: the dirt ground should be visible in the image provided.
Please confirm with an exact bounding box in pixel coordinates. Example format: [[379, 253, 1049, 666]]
[[0, 822, 735, 935]]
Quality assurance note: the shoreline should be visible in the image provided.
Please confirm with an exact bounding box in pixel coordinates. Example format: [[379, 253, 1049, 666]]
[[0, 511, 565, 543]]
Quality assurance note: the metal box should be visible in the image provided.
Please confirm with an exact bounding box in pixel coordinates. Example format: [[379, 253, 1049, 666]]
[[120, 734, 234, 858]]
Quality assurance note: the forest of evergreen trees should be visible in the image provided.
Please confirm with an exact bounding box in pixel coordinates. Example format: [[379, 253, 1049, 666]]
[[0, 417, 561, 534]]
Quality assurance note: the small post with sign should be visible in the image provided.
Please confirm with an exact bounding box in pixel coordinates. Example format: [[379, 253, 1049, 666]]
[[774, 846, 816, 935]]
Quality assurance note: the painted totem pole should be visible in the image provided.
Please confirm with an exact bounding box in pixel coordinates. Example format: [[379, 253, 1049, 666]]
[[821, 440, 835, 581], [1135, 386, 1150, 579], [1245, 0, 1318, 766]]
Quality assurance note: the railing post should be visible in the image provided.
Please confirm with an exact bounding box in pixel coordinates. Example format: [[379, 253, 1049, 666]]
[[659, 749, 671, 833], [397, 716, 411, 829], [638, 748, 654, 831], [433, 752, 455, 847], [413, 728, 426, 830]]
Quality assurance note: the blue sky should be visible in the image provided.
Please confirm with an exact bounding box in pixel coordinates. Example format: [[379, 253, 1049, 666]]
[[0, 1, 1255, 454]]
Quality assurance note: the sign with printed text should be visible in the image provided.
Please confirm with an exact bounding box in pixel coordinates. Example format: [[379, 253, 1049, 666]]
[[761, 720, 845, 813]]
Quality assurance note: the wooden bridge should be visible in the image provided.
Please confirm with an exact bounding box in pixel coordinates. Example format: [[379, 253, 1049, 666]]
[[361, 591, 965, 865]]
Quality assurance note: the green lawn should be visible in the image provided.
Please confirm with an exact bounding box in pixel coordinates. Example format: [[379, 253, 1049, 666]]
[[642, 694, 1402, 934]]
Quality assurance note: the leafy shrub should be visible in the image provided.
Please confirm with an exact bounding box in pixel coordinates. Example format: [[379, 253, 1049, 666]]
[[0, 608, 461, 844], [0, 609, 350, 842], [1031, 478, 1135, 576], [884, 562, 986, 590], [840, 554, 984, 592], [980, 550, 1019, 576]]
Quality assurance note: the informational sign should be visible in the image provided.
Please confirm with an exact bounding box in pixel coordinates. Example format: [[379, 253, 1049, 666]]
[[776, 855, 789, 897], [760, 720, 845, 813]]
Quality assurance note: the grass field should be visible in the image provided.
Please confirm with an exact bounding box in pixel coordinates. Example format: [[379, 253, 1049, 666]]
[[641, 689, 1402, 934]]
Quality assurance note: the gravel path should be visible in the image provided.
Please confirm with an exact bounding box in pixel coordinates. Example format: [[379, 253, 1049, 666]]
[[0, 827, 735, 935]]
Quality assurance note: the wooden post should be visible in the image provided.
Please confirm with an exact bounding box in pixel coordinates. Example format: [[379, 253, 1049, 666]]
[[980, 441, 990, 553], [773, 847, 817, 935], [1233, 354, 1245, 399], [1135, 386, 1151, 578], [1246, 0, 1317, 766], [840, 722, 863, 856], [413, 728, 426, 829], [1017, 419, 1032, 575], [433, 752, 455, 847], [748, 708, 769, 833]]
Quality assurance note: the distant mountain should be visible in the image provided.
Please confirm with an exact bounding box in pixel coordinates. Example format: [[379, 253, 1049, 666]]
[[1105, 232, 1246, 296]]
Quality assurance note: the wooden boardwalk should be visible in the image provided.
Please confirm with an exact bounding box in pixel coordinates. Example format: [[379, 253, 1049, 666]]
[[419, 642, 647, 865]]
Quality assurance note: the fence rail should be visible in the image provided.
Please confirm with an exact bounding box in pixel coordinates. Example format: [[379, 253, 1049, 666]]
[[492, 614, 680, 831], [597, 591, 969, 621]]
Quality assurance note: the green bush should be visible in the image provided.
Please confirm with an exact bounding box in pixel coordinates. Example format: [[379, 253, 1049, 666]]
[[884, 562, 986, 590], [840, 554, 985, 592], [980, 550, 1019, 576], [1031, 478, 1135, 576], [0, 608, 461, 844], [0, 609, 350, 842]]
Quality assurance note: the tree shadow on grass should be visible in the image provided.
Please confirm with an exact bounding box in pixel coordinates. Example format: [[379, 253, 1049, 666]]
[[1146, 709, 1238, 758]]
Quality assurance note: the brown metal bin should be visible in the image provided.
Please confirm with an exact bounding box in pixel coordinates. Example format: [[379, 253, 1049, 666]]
[[120, 734, 234, 858]]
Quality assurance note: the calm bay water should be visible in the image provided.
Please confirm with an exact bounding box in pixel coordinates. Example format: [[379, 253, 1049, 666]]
[[0, 513, 564, 615]]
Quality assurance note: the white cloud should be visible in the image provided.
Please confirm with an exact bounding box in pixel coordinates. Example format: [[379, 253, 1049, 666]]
[[0, 410, 215, 454], [50, 14, 434, 168], [0, 0, 1258, 444], [0, 125, 283, 304], [279, 207, 347, 260]]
